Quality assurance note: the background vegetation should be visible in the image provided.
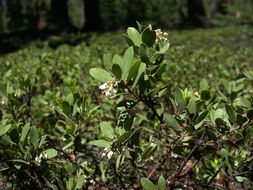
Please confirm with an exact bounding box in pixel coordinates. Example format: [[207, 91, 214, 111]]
[[0, 0, 253, 190]]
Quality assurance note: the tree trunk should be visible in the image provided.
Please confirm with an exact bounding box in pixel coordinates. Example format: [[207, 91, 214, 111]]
[[126, 0, 146, 27], [209, 0, 231, 18], [79, 0, 85, 29], [50, 0, 70, 31], [187, 0, 206, 26], [83, 0, 102, 31]]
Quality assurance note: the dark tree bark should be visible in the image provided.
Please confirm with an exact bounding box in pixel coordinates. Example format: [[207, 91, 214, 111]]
[[209, 0, 231, 18], [50, 0, 71, 31], [187, 0, 206, 26], [7, 0, 23, 32], [83, 0, 102, 31], [126, 0, 146, 27]]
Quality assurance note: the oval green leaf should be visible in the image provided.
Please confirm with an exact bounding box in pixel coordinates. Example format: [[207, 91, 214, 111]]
[[89, 140, 112, 147], [141, 177, 156, 190], [100, 122, 115, 139], [127, 27, 142, 47], [158, 175, 166, 190], [142, 28, 156, 47], [89, 68, 113, 82], [44, 149, 58, 159]]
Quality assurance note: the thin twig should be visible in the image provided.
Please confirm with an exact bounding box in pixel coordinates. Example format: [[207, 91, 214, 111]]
[[111, 165, 127, 190], [206, 163, 223, 187], [148, 135, 184, 178], [125, 84, 164, 123], [48, 142, 112, 190], [169, 128, 207, 189], [176, 129, 206, 176]]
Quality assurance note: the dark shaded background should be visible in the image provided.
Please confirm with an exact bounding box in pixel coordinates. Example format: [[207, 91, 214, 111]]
[[0, 0, 253, 53]]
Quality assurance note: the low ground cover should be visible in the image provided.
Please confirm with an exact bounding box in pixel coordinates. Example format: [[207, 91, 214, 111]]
[[0, 25, 252, 189]]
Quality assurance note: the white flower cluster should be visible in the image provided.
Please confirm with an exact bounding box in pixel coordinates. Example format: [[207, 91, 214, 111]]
[[99, 80, 118, 97], [1, 96, 8, 105], [101, 147, 114, 159], [35, 152, 48, 164], [155, 29, 168, 43]]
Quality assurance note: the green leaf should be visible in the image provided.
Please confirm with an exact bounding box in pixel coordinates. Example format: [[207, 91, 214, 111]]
[[6, 82, 14, 95], [153, 64, 166, 78], [133, 62, 146, 88], [112, 64, 122, 79], [174, 88, 186, 110], [123, 34, 135, 47], [29, 126, 39, 146], [127, 27, 142, 46], [130, 127, 143, 145], [186, 99, 197, 114], [103, 53, 113, 67], [164, 114, 181, 131], [139, 43, 150, 64], [142, 144, 157, 160], [142, 28, 156, 47], [117, 100, 137, 111], [220, 148, 232, 170], [76, 175, 85, 189], [158, 41, 170, 54], [247, 110, 253, 120], [117, 111, 133, 131], [158, 175, 166, 190], [44, 149, 58, 159], [8, 159, 29, 165], [113, 54, 123, 65], [10, 129, 19, 144], [200, 90, 211, 101], [38, 135, 47, 148], [225, 105, 236, 124], [141, 178, 156, 190], [128, 60, 140, 80], [89, 68, 113, 82], [128, 60, 146, 88], [199, 79, 208, 91], [117, 132, 131, 142], [20, 123, 30, 142], [123, 47, 134, 78], [234, 97, 251, 108], [153, 54, 164, 65], [0, 124, 11, 136], [100, 122, 115, 139], [195, 110, 209, 126], [136, 21, 146, 32], [89, 140, 112, 147], [66, 93, 74, 105], [116, 154, 122, 170]]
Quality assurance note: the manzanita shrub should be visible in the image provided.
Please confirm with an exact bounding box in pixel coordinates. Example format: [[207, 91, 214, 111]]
[[89, 23, 253, 189], [0, 23, 252, 190]]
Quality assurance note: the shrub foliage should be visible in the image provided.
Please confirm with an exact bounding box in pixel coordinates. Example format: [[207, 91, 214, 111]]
[[0, 24, 252, 189]]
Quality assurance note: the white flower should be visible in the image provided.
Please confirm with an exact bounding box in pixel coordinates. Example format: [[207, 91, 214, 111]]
[[1, 96, 8, 105], [101, 152, 107, 157], [43, 153, 48, 159], [102, 147, 114, 159], [99, 83, 107, 90], [35, 152, 48, 164], [105, 91, 111, 96], [35, 156, 41, 164], [155, 29, 169, 43], [99, 80, 118, 97], [107, 151, 114, 159]]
